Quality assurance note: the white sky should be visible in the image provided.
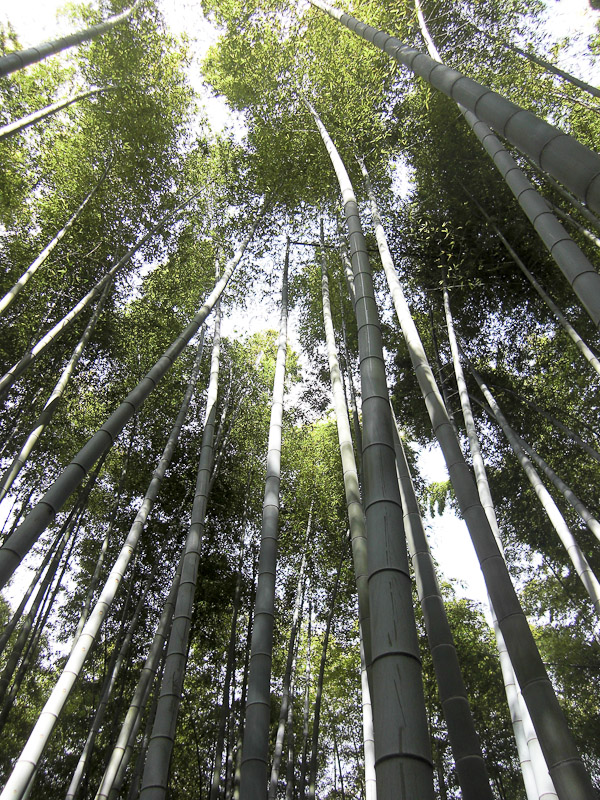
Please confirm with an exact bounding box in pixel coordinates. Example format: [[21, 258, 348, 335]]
[[1, 0, 598, 612]]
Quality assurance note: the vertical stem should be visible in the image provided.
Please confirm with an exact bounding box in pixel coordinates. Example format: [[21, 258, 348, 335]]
[[308, 0, 600, 216], [0, 88, 119, 142], [320, 221, 370, 668], [298, 601, 312, 800], [95, 557, 184, 800], [0, 279, 115, 502], [470, 373, 600, 617], [66, 577, 152, 800], [268, 505, 311, 800], [234, 560, 257, 800], [0, 206, 259, 590], [360, 153, 591, 800], [359, 631, 376, 800], [333, 724, 345, 800], [240, 241, 289, 800], [284, 668, 296, 800], [210, 480, 252, 800], [0, 330, 206, 800], [428, 306, 459, 438], [307, 102, 433, 798], [0, 1, 141, 78], [337, 266, 362, 465], [390, 407, 494, 799], [442, 282, 556, 800], [73, 417, 142, 644], [467, 193, 600, 380], [307, 545, 345, 800], [140, 300, 224, 799], [0, 162, 110, 315]]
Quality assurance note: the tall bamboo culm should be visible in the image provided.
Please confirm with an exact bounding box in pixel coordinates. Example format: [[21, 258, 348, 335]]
[[306, 100, 434, 799], [359, 156, 594, 799], [307, 545, 345, 800], [413, 0, 600, 331], [239, 241, 289, 800], [268, 504, 311, 800], [442, 283, 557, 800], [66, 576, 152, 800], [389, 409, 494, 800], [140, 301, 223, 800], [0, 280, 113, 502], [319, 220, 371, 667], [0, 194, 197, 401], [94, 556, 184, 800], [0, 207, 262, 590], [0, 87, 119, 142], [307, 0, 600, 216], [466, 194, 600, 379], [0, 333, 206, 800], [210, 483, 252, 800], [0, 162, 110, 316], [468, 369, 600, 618], [0, 1, 141, 78]]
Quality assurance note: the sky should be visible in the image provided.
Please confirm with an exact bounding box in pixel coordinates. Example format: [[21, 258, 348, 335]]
[[4, 0, 600, 48], [1, 0, 599, 612]]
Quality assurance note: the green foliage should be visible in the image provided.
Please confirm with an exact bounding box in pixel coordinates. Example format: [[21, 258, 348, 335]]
[[424, 479, 453, 517], [1, 0, 600, 795]]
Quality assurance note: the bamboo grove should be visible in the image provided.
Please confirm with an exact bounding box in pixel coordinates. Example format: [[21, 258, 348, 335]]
[[1, 0, 600, 798]]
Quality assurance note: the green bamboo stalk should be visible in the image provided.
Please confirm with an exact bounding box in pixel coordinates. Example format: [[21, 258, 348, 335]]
[[284, 662, 297, 800], [94, 557, 184, 800], [0, 509, 83, 735], [126, 658, 166, 800], [140, 300, 223, 800], [0, 524, 71, 708], [0, 280, 113, 502], [413, 0, 600, 329], [390, 408, 494, 799], [0, 2, 141, 78], [268, 507, 311, 800], [319, 221, 370, 668], [233, 574, 256, 800], [307, 544, 345, 800], [442, 281, 557, 800], [0, 525, 62, 659], [72, 418, 141, 644], [466, 193, 600, 380], [518, 436, 600, 546], [0, 331, 206, 800], [0, 470, 97, 706], [0, 488, 34, 544], [546, 200, 600, 249], [489, 382, 600, 462], [0, 87, 120, 141], [239, 242, 289, 800], [469, 372, 600, 618], [0, 194, 196, 400], [336, 269, 362, 467], [359, 155, 593, 799], [0, 205, 262, 590], [298, 601, 312, 800], [0, 162, 110, 316], [66, 576, 152, 800], [461, 108, 600, 328], [307, 0, 600, 215], [471, 22, 600, 100], [522, 155, 600, 236], [307, 100, 433, 799], [210, 481, 252, 800], [359, 630, 376, 800]]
